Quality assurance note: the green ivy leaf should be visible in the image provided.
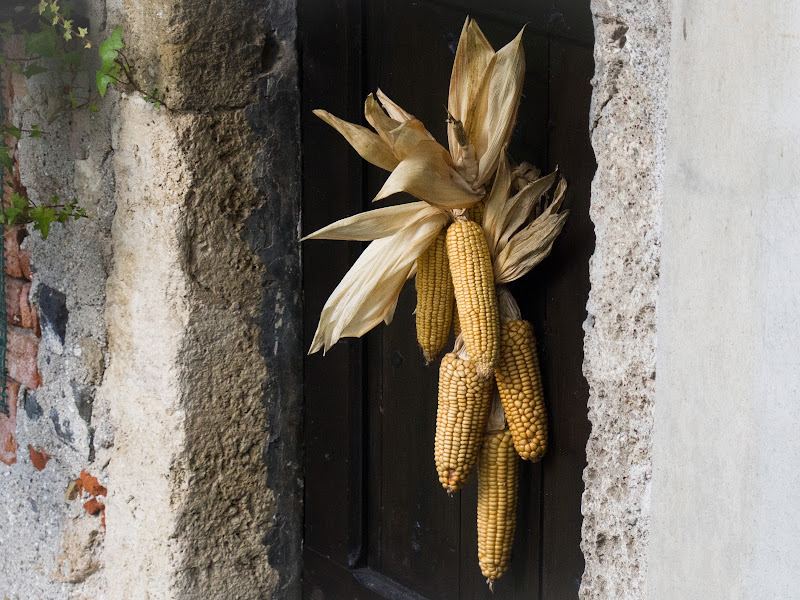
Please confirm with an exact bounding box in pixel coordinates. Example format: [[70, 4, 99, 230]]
[[23, 63, 49, 78], [38, 0, 47, 14], [89, 104, 99, 112], [96, 71, 114, 97], [98, 26, 124, 68], [77, 27, 88, 38], [25, 28, 58, 58], [11, 193, 28, 210], [0, 21, 15, 36], [4, 206, 24, 226], [30, 124, 42, 138], [0, 147, 12, 171], [68, 91, 78, 108], [30, 205, 56, 239], [4, 124, 22, 139]]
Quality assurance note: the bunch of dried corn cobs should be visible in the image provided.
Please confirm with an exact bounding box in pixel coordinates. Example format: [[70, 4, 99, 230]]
[[303, 16, 571, 589], [418, 160, 565, 588]]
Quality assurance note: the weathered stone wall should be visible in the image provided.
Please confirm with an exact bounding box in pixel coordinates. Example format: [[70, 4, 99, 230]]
[[0, 1, 302, 598], [580, 0, 669, 598]]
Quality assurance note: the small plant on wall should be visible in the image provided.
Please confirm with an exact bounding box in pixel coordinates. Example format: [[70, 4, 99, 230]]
[[303, 18, 570, 589], [0, 1, 165, 238]]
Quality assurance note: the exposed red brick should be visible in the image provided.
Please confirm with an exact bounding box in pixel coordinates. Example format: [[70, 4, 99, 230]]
[[0, 381, 19, 466], [83, 498, 104, 516], [4, 227, 26, 279], [29, 445, 50, 471], [80, 469, 107, 497], [19, 248, 31, 280], [18, 280, 34, 330], [8, 325, 40, 389], [5, 277, 32, 329]]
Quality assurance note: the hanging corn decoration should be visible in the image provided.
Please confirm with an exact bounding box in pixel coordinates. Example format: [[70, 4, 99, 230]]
[[446, 219, 500, 380], [495, 319, 548, 461], [434, 350, 493, 493], [302, 17, 577, 589], [477, 427, 519, 589], [415, 230, 455, 364]]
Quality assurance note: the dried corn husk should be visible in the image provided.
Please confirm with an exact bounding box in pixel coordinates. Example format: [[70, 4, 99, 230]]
[[307, 206, 449, 354], [448, 18, 526, 188], [483, 154, 569, 284]]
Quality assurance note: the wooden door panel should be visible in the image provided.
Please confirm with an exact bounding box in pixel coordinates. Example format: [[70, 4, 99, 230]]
[[301, 0, 366, 569], [539, 39, 595, 598], [301, 1, 594, 597]]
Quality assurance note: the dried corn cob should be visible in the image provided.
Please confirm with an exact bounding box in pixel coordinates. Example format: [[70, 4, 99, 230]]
[[446, 220, 499, 379], [415, 230, 455, 363], [453, 300, 461, 338], [495, 319, 548, 461], [466, 199, 485, 225], [434, 352, 493, 492], [477, 428, 519, 588]]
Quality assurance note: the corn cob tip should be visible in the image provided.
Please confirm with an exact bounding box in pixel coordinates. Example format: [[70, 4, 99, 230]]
[[475, 360, 494, 380], [423, 348, 439, 365], [487, 579, 494, 592]]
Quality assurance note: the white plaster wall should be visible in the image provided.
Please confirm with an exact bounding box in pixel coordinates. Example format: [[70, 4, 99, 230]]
[[649, 1, 800, 598]]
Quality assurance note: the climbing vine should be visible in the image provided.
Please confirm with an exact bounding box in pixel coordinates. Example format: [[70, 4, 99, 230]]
[[0, 1, 164, 238]]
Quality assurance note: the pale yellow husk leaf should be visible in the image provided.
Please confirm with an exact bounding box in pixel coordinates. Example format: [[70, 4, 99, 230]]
[[493, 211, 569, 284], [365, 94, 401, 146], [301, 201, 433, 242], [482, 154, 513, 254], [313, 109, 398, 172], [495, 170, 559, 253], [309, 207, 449, 354], [374, 140, 483, 208], [376, 88, 416, 122], [467, 28, 526, 186], [447, 17, 494, 160]]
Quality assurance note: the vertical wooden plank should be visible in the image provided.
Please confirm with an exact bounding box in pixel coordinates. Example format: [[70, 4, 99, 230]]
[[362, 2, 464, 597], [538, 38, 595, 599], [301, 0, 367, 569]]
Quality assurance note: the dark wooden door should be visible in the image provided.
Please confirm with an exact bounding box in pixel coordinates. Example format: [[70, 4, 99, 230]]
[[300, 1, 595, 598]]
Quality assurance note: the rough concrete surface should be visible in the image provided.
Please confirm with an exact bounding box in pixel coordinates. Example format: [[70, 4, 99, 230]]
[[649, 2, 800, 598], [580, 1, 669, 598], [1, 0, 302, 598]]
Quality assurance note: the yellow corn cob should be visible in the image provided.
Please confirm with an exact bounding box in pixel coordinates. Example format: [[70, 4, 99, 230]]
[[466, 199, 485, 225], [495, 320, 548, 461], [445, 220, 499, 379], [477, 428, 519, 588], [415, 230, 454, 363], [434, 353, 493, 492], [453, 300, 461, 338]]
